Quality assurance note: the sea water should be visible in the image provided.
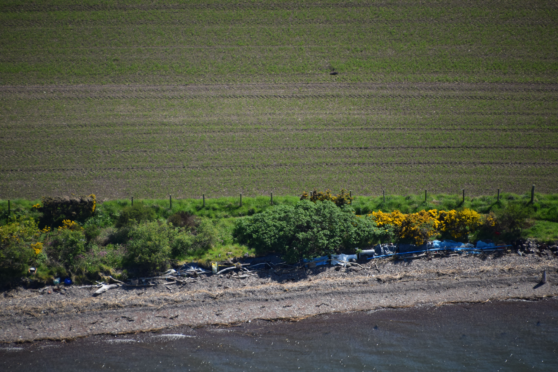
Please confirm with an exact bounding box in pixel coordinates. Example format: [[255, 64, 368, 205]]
[[2, 299, 557, 371]]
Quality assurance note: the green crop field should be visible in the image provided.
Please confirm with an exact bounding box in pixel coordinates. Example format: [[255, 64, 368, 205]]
[[1, 0, 557, 199]]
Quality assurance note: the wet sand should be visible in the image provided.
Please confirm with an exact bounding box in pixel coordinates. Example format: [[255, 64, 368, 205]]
[[1, 252, 557, 344]]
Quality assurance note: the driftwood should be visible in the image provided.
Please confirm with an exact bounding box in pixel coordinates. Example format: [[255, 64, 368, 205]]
[[94, 283, 120, 296]]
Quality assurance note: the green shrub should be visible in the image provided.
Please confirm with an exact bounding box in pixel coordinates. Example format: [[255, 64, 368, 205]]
[[168, 211, 199, 230], [493, 202, 534, 240], [48, 228, 87, 268], [234, 200, 387, 263], [125, 221, 173, 274], [171, 230, 195, 257], [0, 218, 41, 280], [84, 225, 101, 242], [115, 202, 157, 228]]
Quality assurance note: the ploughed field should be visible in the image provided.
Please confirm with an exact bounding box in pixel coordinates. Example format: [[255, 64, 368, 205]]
[[1, 0, 557, 199]]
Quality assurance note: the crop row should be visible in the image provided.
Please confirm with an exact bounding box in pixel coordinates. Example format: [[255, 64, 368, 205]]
[[2, 148, 558, 171], [1, 162, 557, 199]]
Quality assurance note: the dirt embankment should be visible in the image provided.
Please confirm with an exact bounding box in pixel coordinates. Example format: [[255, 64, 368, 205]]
[[1, 251, 557, 344]]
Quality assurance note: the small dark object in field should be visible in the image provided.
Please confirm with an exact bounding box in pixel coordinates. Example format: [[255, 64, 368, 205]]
[[330, 71, 338, 75]]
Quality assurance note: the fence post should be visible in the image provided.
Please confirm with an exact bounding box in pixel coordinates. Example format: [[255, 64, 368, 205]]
[[383, 190, 385, 203], [271, 192, 273, 205], [462, 189, 465, 204], [203, 194, 205, 208], [131, 197, 133, 206], [7, 200, 10, 217], [531, 185, 535, 204], [349, 190, 352, 204], [169, 194, 172, 209], [240, 193, 242, 207], [425, 190, 427, 203], [497, 188, 500, 202]]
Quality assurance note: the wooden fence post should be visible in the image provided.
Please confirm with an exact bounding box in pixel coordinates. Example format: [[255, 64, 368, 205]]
[[497, 188, 500, 202], [203, 194, 205, 208], [7, 200, 10, 217], [425, 190, 427, 203], [531, 185, 535, 204], [240, 193, 242, 207], [383, 190, 385, 203], [131, 197, 133, 206], [169, 194, 172, 209], [462, 189, 465, 204], [349, 190, 352, 204], [270, 192, 273, 205]]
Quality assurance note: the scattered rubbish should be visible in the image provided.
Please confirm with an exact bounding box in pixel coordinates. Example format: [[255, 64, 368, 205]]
[[64, 278, 72, 286], [476, 241, 496, 250], [180, 263, 209, 276], [303, 256, 329, 267], [163, 269, 177, 276], [331, 254, 357, 266], [53, 278, 60, 285], [212, 262, 218, 274], [28, 267, 37, 275]]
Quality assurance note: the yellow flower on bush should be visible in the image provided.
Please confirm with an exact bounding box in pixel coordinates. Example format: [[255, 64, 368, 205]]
[[31, 242, 43, 254], [89, 194, 96, 213], [41, 226, 51, 233], [58, 219, 82, 231], [437, 209, 481, 239], [32, 203, 41, 209]]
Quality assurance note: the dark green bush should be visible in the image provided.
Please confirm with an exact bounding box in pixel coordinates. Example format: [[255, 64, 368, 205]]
[[115, 202, 157, 228], [125, 221, 173, 274], [40, 195, 96, 227], [493, 202, 534, 240], [168, 211, 199, 230], [234, 200, 387, 263], [84, 225, 101, 242], [48, 228, 87, 268]]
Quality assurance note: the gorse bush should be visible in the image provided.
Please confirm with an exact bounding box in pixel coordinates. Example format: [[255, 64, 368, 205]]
[[0, 217, 42, 279], [115, 202, 157, 228], [38, 195, 96, 227], [300, 189, 354, 207], [437, 209, 482, 241], [234, 200, 388, 263]]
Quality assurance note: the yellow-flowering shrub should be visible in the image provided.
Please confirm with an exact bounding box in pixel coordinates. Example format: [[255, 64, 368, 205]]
[[0, 218, 42, 276], [437, 209, 481, 240], [369, 209, 483, 244], [58, 219, 82, 231], [301, 189, 353, 207], [370, 210, 406, 227], [370, 210, 439, 245], [31, 242, 43, 255]]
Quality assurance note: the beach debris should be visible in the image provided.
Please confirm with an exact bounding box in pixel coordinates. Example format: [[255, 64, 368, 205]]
[[64, 278, 72, 286], [53, 278, 60, 285], [542, 270, 547, 284], [94, 283, 120, 296], [304, 256, 329, 267], [28, 267, 37, 275], [164, 269, 177, 276], [180, 263, 209, 276], [331, 254, 357, 266]]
